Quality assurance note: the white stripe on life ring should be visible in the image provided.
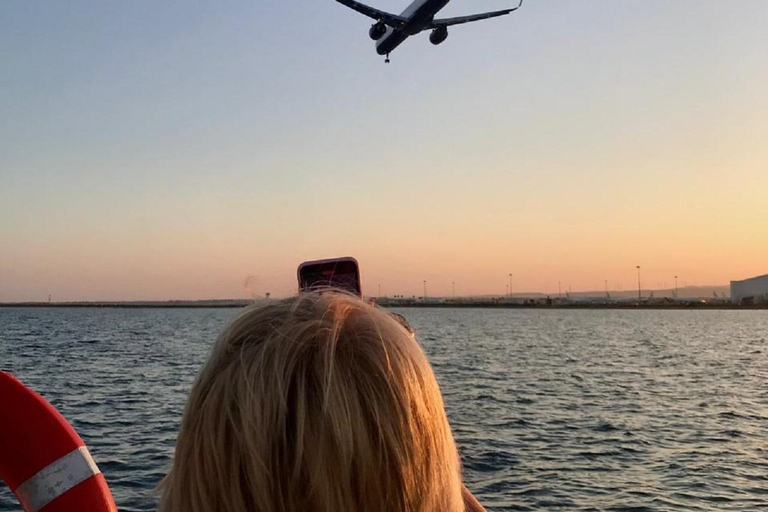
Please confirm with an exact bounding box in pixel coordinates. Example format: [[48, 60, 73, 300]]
[[15, 446, 101, 512]]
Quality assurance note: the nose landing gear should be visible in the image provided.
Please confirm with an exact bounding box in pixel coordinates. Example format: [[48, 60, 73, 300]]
[[385, 53, 390, 63]]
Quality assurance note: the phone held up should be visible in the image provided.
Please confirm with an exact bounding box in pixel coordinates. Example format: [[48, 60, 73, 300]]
[[297, 257, 362, 297], [297, 257, 414, 335]]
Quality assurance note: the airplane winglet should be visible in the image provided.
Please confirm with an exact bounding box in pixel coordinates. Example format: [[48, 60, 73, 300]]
[[430, 0, 524, 29]]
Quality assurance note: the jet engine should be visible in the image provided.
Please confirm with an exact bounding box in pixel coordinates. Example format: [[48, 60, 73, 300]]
[[369, 22, 387, 41], [429, 26, 448, 45]]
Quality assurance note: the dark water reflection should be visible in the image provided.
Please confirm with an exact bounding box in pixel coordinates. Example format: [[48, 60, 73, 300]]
[[1, 307, 767, 511]]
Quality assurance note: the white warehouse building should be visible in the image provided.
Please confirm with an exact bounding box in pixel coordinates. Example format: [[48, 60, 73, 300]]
[[731, 274, 768, 302]]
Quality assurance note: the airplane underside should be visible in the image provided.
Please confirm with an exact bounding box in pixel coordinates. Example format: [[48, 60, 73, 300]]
[[375, 25, 449, 62], [376, 27, 408, 56], [374, 0, 448, 59], [335, 0, 524, 63]]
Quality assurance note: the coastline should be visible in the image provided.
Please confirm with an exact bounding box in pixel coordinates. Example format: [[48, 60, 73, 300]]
[[0, 300, 252, 309], [1, 300, 766, 310]]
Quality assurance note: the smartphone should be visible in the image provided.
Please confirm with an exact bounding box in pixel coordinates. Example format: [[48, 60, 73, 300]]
[[297, 257, 362, 297]]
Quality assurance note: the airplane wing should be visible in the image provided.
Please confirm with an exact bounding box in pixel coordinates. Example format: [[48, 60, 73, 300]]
[[333, 0, 407, 28], [430, 0, 523, 28]]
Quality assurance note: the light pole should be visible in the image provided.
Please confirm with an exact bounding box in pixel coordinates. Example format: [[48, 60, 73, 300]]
[[508, 273, 513, 298], [636, 266, 642, 302], [452, 281, 455, 299], [423, 280, 427, 300], [674, 275, 678, 299]]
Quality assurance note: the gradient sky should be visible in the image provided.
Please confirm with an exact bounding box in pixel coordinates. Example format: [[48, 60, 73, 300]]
[[1, 0, 767, 301]]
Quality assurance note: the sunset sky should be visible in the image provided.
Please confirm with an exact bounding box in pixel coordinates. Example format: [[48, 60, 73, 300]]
[[1, 0, 767, 301]]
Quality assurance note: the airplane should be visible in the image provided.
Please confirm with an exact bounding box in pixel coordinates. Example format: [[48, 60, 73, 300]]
[[333, 0, 524, 62]]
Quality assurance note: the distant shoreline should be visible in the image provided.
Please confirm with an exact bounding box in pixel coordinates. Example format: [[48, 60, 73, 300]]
[[0, 301, 252, 309], [1, 300, 766, 310], [379, 302, 768, 310]]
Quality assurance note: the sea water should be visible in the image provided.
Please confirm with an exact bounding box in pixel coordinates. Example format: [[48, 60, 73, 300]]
[[1, 307, 767, 511]]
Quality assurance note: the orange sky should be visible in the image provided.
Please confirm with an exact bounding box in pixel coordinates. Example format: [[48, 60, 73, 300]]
[[1, 1, 767, 301]]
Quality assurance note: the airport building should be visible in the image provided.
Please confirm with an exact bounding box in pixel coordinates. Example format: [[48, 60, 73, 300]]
[[731, 274, 768, 302]]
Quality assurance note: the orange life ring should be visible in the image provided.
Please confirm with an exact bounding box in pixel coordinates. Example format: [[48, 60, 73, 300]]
[[0, 371, 117, 512]]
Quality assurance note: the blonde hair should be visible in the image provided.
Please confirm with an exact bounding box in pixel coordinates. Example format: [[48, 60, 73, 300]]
[[158, 292, 464, 512]]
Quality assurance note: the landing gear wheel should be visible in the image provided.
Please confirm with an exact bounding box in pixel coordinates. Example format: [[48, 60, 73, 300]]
[[385, 54, 390, 64]]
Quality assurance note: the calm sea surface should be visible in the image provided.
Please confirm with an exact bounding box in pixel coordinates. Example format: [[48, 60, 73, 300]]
[[1, 307, 767, 511]]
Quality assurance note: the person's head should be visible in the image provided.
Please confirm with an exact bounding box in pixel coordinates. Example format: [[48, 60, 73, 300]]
[[159, 292, 464, 512]]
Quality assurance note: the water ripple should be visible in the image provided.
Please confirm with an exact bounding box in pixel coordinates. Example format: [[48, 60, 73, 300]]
[[1, 307, 767, 511]]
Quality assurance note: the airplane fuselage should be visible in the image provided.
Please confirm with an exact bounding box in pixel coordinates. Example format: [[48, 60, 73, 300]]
[[376, 0, 451, 55]]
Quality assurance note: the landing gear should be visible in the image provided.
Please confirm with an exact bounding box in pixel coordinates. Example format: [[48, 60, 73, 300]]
[[385, 54, 390, 64]]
